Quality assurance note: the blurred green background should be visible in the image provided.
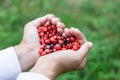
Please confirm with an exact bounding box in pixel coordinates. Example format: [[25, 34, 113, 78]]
[[0, 0, 120, 80]]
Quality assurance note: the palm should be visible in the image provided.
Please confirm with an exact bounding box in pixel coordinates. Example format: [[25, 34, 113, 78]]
[[23, 25, 40, 48]]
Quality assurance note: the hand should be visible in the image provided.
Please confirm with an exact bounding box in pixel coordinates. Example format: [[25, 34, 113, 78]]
[[14, 14, 65, 71], [31, 28, 93, 80]]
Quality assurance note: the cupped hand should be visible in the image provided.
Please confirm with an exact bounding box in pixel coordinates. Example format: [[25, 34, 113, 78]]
[[14, 14, 65, 71], [31, 28, 93, 80]]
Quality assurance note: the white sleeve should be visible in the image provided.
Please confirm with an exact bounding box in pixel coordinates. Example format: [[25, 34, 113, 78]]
[[17, 72, 49, 80], [0, 47, 22, 80]]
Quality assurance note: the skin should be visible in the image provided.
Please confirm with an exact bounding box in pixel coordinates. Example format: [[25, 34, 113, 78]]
[[31, 28, 93, 80], [14, 14, 65, 71]]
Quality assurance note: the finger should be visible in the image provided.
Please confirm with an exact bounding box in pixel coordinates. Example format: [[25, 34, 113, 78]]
[[64, 28, 71, 36], [46, 14, 56, 20], [44, 21, 50, 26], [62, 33, 67, 37], [70, 27, 87, 44], [26, 16, 48, 28], [51, 18, 61, 25], [57, 28, 64, 34], [56, 22, 65, 29], [56, 22, 65, 33], [77, 42, 93, 60]]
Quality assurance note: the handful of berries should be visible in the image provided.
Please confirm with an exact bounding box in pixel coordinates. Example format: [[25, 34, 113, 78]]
[[37, 24, 80, 56]]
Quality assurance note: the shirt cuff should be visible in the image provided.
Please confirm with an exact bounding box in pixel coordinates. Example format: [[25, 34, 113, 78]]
[[0, 47, 22, 80], [17, 72, 49, 80]]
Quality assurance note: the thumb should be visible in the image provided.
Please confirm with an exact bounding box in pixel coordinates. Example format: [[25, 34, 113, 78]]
[[77, 42, 93, 59]]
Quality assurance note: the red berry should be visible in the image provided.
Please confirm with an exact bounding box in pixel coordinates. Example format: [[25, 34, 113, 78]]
[[43, 27, 47, 32], [48, 26, 52, 30], [67, 44, 71, 49], [40, 45, 44, 49], [39, 32, 44, 37], [53, 36, 57, 39], [72, 42, 79, 45], [45, 39, 51, 45], [44, 36, 47, 40], [58, 40, 64, 44], [70, 37, 75, 42], [39, 49, 43, 54], [41, 51, 46, 56], [62, 48, 67, 50], [46, 45, 50, 49], [72, 45, 78, 51], [49, 34, 52, 37], [54, 44, 61, 50], [57, 36, 62, 40], [66, 37, 70, 41], [69, 43, 73, 49], [53, 29, 57, 33], [50, 37, 57, 44], [77, 44, 80, 49], [40, 39, 44, 44], [53, 48, 57, 52], [38, 27, 42, 33], [45, 49, 50, 54]]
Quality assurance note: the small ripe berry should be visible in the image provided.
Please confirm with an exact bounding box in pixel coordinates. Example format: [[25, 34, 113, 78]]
[[53, 29, 57, 33], [39, 49, 43, 54], [62, 48, 67, 50], [66, 37, 70, 41], [40, 51, 46, 56], [70, 37, 75, 42], [48, 26, 52, 30], [44, 36, 47, 40], [53, 36, 57, 39], [39, 45, 44, 49], [77, 44, 80, 49], [45, 49, 50, 54], [46, 45, 50, 49], [54, 44, 61, 50], [50, 37, 57, 44], [40, 39, 44, 44], [53, 48, 57, 52], [39, 32, 44, 37], [38, 27, 42, 33], [43, 27, 47, 32], [57, 36, 62, 40], [72, 42, 79, 45], [58, 40, 64, 44], [45, 39, 51, 45], [72, 45, 78, 51]]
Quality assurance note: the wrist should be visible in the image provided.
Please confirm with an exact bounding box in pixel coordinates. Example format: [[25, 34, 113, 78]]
[[31, 57, 61, 80], [14, 43, 29, 71], [14, 42, 39, 71]]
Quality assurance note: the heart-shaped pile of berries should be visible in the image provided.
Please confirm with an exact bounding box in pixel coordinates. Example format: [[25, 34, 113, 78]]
[[37, 24, 80, 56]]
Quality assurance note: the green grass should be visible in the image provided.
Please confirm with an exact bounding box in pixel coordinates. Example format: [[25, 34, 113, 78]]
[[0, 0, 120, 80]]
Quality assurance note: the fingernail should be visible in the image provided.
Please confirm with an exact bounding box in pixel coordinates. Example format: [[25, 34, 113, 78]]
[[88, 42, 94, 49]]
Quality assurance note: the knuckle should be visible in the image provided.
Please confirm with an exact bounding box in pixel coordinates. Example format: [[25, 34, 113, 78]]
[[79, 64, 86, 69]]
